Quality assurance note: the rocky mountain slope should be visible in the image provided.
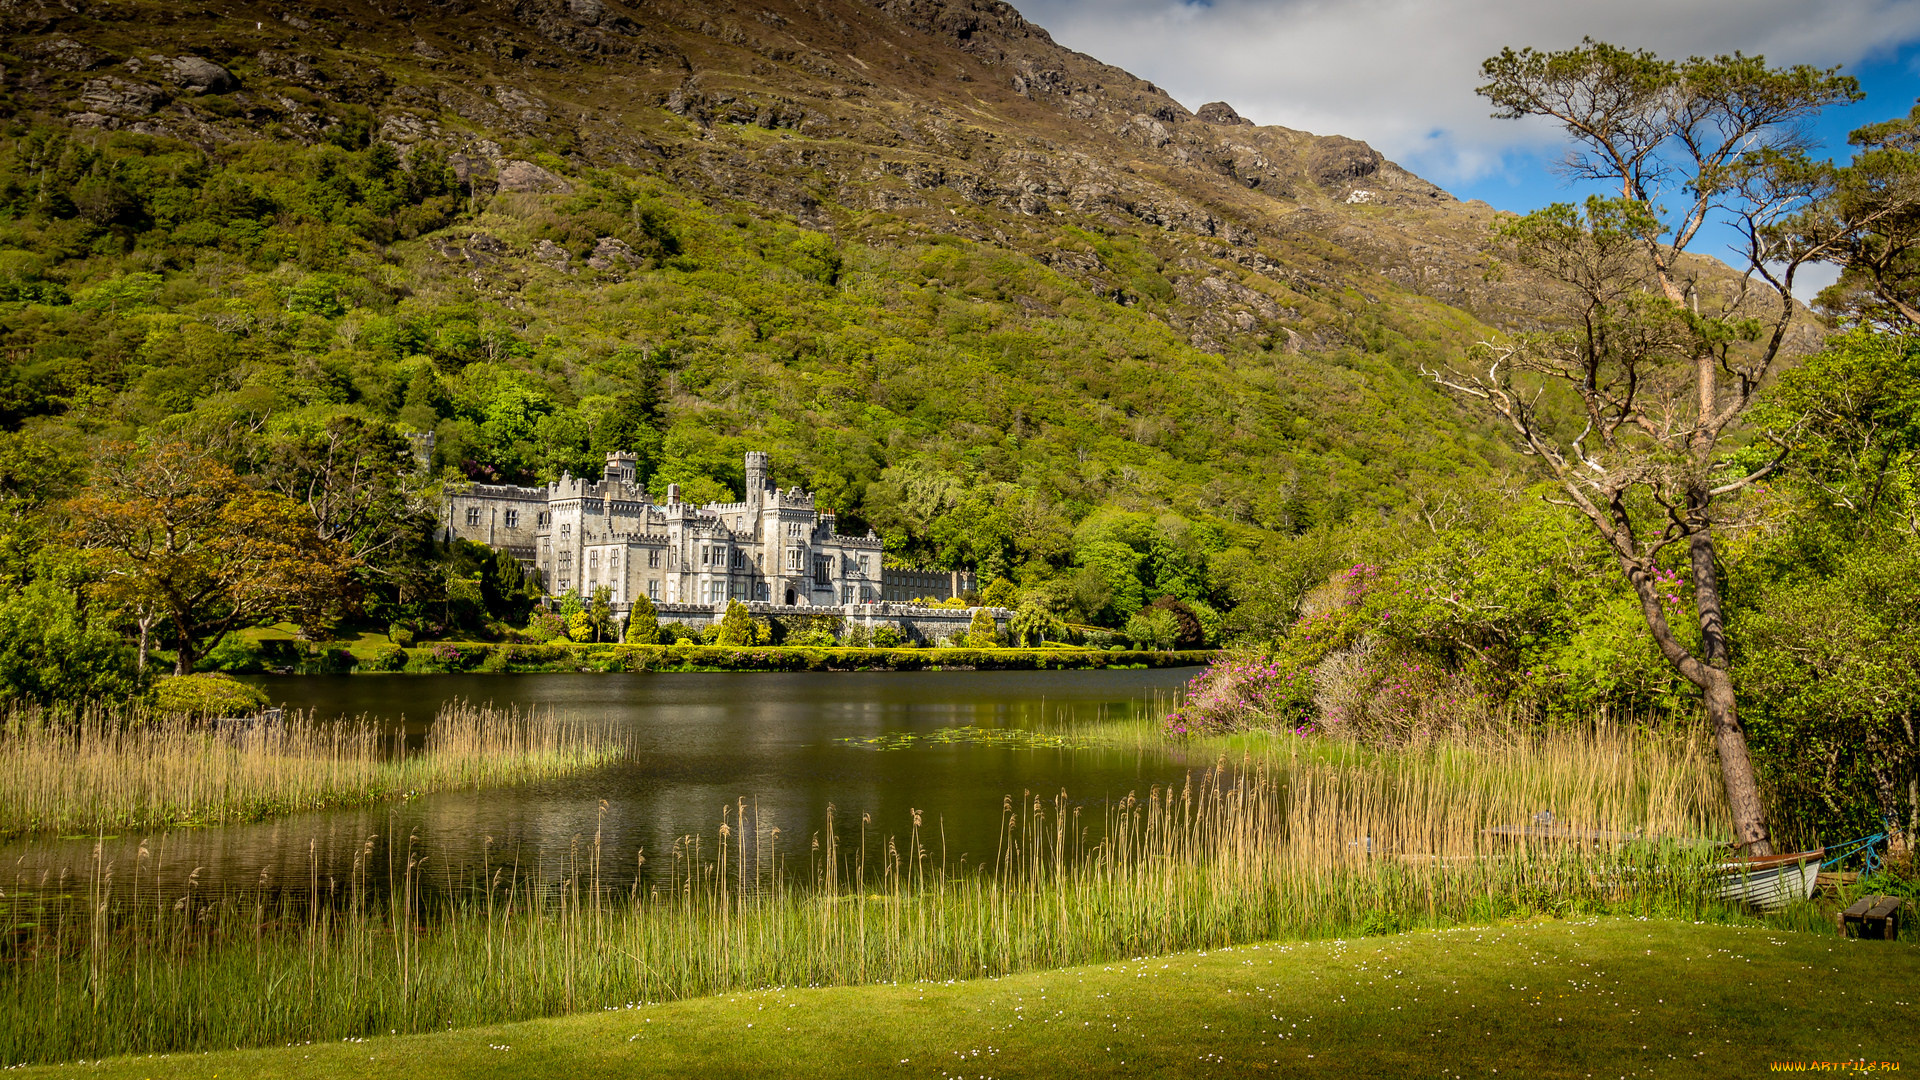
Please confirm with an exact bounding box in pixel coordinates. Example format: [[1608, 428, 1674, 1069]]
[[2, 0, 1530, 352]]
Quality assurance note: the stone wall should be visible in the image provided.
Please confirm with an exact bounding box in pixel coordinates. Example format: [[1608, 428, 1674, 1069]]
[[647, 601, 1006, 644]]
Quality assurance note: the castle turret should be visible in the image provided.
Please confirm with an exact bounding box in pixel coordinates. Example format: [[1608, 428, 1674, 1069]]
[[605, 451, 638, 486], [744, 451, 770, 507]]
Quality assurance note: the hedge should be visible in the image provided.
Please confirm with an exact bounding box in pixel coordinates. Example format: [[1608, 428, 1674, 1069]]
[[374, 644, 1215, 674]]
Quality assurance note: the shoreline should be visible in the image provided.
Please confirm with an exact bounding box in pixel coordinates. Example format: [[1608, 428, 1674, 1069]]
[[242, 642, 1218, 675]]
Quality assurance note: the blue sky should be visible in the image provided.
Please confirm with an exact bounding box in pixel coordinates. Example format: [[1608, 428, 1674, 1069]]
[[1017, 0, 1920, 288]]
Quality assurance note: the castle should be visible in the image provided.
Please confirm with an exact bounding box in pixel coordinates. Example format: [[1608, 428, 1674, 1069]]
[[441, 452, 981, 635]]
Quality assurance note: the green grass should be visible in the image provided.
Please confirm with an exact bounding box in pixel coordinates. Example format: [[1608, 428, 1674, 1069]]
[[39, 917, 1917, 1079], [231, 623, 399, 662]]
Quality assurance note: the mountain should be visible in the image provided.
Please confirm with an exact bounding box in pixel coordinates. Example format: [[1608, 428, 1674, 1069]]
[[0, 0, 1557, 631]]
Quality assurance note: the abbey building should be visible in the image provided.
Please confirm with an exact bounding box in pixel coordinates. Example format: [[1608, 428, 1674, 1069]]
[[441, 451, 969, 613]]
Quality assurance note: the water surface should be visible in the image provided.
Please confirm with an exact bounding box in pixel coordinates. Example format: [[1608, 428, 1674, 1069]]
[[3, 670, 1197, 896]]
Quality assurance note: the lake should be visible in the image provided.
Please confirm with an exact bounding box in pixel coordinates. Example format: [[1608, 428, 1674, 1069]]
[[2, 669, 1201, 896]]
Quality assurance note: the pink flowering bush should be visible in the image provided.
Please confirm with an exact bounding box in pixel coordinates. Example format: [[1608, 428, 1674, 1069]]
[[1162, 653, 1314, 736]]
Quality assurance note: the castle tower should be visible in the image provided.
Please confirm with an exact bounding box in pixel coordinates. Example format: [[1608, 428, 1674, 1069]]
[[604, 451, 638, 486], [744, 451, 770, 506]]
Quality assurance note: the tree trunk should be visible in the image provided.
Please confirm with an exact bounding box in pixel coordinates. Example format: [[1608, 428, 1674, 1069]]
[[1687, 517, 1773, 854], [1702, 665, 1773, 854], [1614, 527, 1774, 855]]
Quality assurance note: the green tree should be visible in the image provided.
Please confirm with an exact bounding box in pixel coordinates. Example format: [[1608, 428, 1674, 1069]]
[[1434, 42, 1861, 854], [586, 586, 616, 643], [965, 606, 999, 648], [1009, 601, 1065, 646], [980, 576, 1019, 609], [65, 442, 353, 675], [716, 599, 757, 646], [0, 579, 141, 703], [625, 592, 661, 644], [1124, 607, 1180, 651], [256, 414, 436, 598], [1776, 100, 1920, 331]]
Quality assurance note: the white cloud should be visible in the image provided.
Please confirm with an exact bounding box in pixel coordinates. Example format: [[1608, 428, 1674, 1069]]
[[1016, 0, 1920, 184]]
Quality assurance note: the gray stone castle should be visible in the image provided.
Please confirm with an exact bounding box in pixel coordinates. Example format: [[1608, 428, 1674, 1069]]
[[442, 451, 989, 640]]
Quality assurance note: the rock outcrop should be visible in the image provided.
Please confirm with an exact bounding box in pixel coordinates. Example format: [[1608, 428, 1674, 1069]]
[[164, 56, 237, 94]]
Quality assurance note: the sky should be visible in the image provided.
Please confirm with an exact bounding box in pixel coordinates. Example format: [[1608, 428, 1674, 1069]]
[[1016, 0, 1920, 289]]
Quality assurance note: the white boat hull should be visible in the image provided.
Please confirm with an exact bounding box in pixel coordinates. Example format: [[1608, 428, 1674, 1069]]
[[1712, 849, 1824, 911]]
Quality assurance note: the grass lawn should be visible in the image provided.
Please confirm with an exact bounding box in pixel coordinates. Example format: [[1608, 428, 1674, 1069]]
[[48, 917, 1916, 1078]]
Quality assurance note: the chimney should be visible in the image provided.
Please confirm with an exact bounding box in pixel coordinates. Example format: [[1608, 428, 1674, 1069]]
[[667, 483, 680, 504]]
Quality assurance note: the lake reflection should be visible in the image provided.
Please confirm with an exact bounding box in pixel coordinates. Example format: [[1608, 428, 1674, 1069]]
[[3, 669, 1198, 896]]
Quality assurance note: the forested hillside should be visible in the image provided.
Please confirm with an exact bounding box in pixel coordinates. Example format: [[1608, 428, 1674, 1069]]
[[0, 0, 1526, 652]]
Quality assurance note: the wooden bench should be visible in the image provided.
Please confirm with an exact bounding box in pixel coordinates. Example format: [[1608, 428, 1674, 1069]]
[[1837, 896, 1906, 940]]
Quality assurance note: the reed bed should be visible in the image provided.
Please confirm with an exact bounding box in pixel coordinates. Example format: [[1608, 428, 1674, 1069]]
[[0, 725, 1747, 1065], [0, 703, 629, 837]]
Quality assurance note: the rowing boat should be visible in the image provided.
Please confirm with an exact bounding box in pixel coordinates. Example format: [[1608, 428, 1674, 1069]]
[[1712, 848, 1824, 911]]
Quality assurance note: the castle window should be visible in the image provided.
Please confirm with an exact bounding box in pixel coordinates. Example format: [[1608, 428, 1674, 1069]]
[[858, 555, 871, 576], [787, 522, 801, 538], [786, 547, 802, 571], [465, 507, 482, 527], [841, 585, 853, 604], [648, 579, 660, 600], [648, 549, 660, 569], [756, 582, 769, 601], [608, 551, 619, 575], [814, 556, 832, 586], [560, 523, 570, 537], [504, 509, 519, 529], [731, 548, 744, 569]]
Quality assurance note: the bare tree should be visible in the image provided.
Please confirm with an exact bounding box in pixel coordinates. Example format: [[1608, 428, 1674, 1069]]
[[1430, 42, 1860, 853]]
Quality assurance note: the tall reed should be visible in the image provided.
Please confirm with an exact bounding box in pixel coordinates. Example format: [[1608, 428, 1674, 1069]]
[[0, 724, 1741, 1065], [0, 702, 628, 837]]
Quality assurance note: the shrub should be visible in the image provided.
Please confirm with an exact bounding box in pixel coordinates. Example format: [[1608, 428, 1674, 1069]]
[[965, 607, 999, 648], [625, 595, 660, 644], [298, 646, 356, 675], [0, 580, 141, 703], [386, 622, 416, 648], [362, 645, 408, 672], [1162, 655, 1310, 736], [203, 633, 270, 674], [410, 643, 487, 673], [151, 673, 269, 718], [1124, 607, 1180, 651], [715, 600, 756, 646]]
